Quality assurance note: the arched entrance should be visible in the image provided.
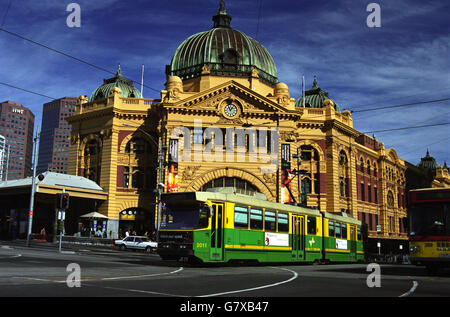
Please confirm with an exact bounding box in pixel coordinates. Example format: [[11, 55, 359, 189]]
[[186, 167, 273, 200], [118, 208, 154, 239]]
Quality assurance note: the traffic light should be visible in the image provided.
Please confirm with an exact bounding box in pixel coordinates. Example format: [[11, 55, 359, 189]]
[[56, 193, 70, 210]]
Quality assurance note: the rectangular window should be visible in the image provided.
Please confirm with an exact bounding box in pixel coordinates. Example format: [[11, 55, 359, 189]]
[[234, 205, 248, 229], [277, 212, 289, 232], [328, 220, 335, 237], [123, 167, 130, 188], [357, 226, 362, 240], [335, 222, 341, 238], [264, 210, 276, 232], [341, 223, 347, 239], [307, 216, 317, 235], [250, 208, 263, 230], [361, 183, 365, 201]]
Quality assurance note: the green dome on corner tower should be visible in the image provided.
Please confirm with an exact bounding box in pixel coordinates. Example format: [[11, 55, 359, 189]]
[[90, 65, 141, 101], [296, 76, 340, 112], [167, 0, 278, 86]]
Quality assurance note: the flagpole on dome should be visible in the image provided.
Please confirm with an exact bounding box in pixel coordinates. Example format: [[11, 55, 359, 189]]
[[302, 75, 305, 107]]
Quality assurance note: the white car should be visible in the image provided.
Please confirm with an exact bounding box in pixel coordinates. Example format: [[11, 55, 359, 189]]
[[115, 236, 157, 253]]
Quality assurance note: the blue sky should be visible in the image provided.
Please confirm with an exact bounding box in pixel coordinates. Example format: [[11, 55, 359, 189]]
[[0, 0, 449, 166]]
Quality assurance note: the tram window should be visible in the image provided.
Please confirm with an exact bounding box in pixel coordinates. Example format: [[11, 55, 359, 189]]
[[307, 216, 317, 235], [265, 210, 276, 232], [357, 226, 362, 240], [234, 205, 249, 229], [335, 222, 341, 238], [250, 208, 263, 230], [278, 212, 289, 232], [342, 223, 347, 239], [329, 220, 335, 237]]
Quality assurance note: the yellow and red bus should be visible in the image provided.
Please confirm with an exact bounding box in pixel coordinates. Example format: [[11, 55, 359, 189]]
[[409, 187, 450, 273]]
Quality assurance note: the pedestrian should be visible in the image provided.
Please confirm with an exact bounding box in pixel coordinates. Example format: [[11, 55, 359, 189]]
[[40, 227, 47, 241], [125, 230, 129, 237]]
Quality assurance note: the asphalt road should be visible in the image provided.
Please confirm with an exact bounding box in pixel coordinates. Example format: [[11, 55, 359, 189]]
[[0, 240, 449, 306]]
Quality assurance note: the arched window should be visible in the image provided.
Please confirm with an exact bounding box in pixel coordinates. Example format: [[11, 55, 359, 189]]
[[299, 145, 320, 195], [387, 190, 394, 208], [360, 157, 364, 172], [339, 151, 349, 197], [201, 177, 259, 193], [83, 139, 101, 184], [120, 137, 154, 190]]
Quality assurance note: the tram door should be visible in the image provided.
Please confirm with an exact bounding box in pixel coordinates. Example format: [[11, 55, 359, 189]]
[[349, 225, 357, 261], [292, 215, 305, 260], [210, 203, 224, 261]]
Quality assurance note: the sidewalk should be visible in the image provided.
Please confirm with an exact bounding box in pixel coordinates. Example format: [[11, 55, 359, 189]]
[[0, 238, 118, 253]]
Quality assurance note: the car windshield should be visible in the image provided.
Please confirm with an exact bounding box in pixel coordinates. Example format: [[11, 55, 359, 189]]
[[161, 202, 209, 230], [410, 203, 450, 236]]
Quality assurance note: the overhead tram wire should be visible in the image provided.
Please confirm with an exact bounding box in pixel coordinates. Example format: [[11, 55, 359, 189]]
[[0, 81, 56, 100], [0, 26, 160, 93], [349, 97, 450, 114], [362, 122, 450, 135]]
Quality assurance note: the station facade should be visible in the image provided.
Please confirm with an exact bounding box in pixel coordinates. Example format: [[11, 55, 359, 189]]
[[66, 2, 410, 252]]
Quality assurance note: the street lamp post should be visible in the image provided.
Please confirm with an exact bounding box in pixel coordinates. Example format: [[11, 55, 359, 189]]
[[26, 130, 40, 247]]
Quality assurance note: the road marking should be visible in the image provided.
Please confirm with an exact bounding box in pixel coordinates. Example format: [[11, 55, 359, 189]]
[[101, 267, 184, 280], [399, 281, 418, 297], [0, 254, 21, 259], [12, 267, 184, 284], [197, 267, 299, 297]]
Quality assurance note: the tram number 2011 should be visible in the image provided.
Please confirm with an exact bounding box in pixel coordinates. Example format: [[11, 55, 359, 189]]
[[196, 242, 207, 248]]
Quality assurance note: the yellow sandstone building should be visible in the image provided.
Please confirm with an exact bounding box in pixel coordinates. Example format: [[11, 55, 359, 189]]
[[67, 2, 412, 253]]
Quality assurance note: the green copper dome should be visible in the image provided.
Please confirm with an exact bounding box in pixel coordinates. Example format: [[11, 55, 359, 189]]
[[296, 76, 340, 112], [90, 65, 141, 101], [167, 1, 278, 86]]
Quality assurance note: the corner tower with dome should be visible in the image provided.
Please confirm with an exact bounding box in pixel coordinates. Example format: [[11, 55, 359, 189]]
[[66, 1, 410, 254]]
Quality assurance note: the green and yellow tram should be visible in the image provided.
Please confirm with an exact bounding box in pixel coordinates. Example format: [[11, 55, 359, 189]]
[[157, 188, 364, 263]]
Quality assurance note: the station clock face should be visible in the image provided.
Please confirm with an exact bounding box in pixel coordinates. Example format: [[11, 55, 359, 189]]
[[224, 103, 238, 117]]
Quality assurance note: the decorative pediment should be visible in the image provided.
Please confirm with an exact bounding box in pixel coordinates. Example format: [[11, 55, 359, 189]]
[[164, 80, 301, 120]]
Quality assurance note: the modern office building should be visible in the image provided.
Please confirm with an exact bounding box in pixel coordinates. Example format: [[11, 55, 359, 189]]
[[37, 97, 77, 174], [0, 101, 35, 180], [0, 134, 6, 180]]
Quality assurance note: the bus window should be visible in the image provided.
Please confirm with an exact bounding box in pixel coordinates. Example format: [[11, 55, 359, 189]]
[[234, 205, 249, 229], [307, 216, 317, 235], [250, 208, 263, 230], [278, 212, 289, 232], [264, 210, 276, 232], [329, 220, 335, 237], [342, 223, 347, 239], [335, 222, 341, 238]]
